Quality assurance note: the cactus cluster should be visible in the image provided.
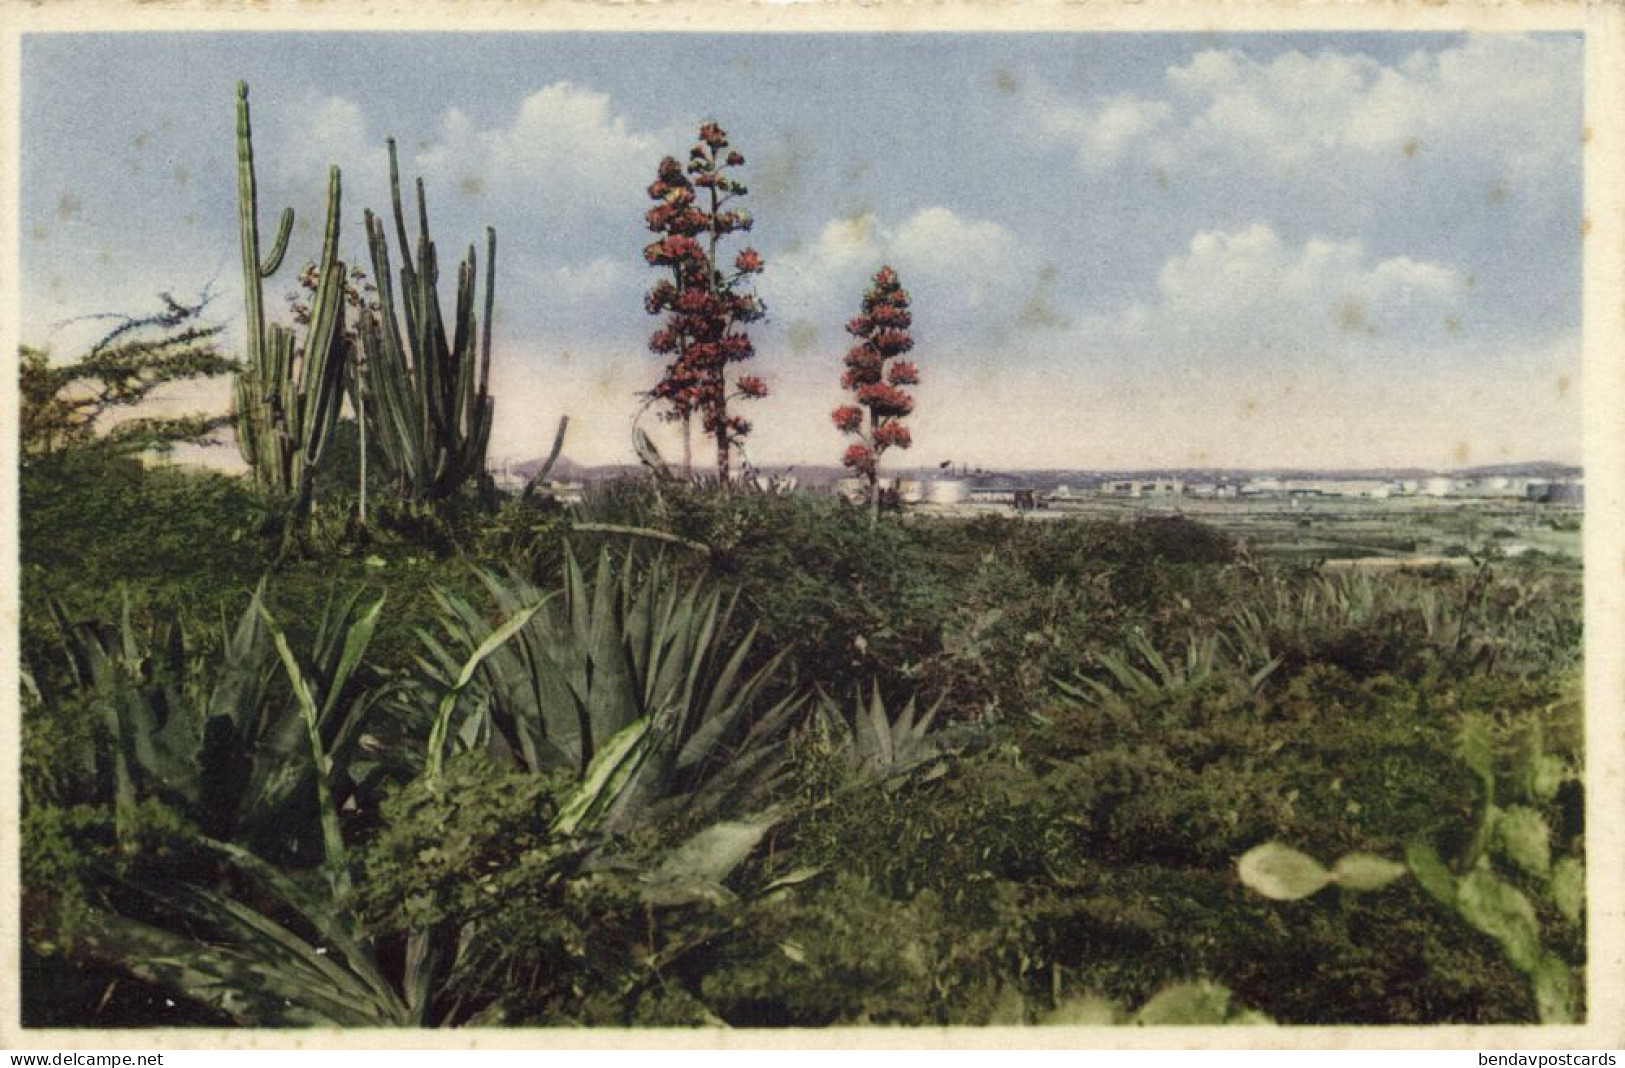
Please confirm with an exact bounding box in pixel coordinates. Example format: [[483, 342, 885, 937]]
[[358, 139, 510, 502], [231, 81, 350, 517]]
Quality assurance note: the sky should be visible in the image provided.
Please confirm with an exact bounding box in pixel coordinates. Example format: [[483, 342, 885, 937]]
[[18, 31, 1585, 470]]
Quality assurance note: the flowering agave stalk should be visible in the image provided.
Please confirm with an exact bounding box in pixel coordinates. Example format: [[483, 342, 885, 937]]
[[358, 139, 537, 503], [231, 81, 350, 523], [643, 123, 767, 484], [832, 265, 918, 521]]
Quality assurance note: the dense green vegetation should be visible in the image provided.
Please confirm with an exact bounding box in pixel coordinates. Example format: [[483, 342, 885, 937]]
[[19, 458, 1585, 1028]]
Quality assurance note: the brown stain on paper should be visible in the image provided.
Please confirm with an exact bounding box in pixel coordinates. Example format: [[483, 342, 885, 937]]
[[1335, 297, 1375, 336], [787, 319, 819, 355]]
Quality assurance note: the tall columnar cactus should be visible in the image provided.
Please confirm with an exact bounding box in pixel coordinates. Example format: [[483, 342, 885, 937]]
[[232, 81, 350, 516], [358, 139, 525, 502]]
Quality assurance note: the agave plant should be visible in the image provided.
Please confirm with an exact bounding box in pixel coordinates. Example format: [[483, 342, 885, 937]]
[[811, 683, 951, 787], [77, 835, 422, 1027], [1227, 566, 1511, 679], [564, 474, 714, 556], [1056, 630, 1278, 710], [43, 584, 388, 858], [44, 591, 430, 1026], [46, 592, 194, 843], [417, 547, 800, 834]]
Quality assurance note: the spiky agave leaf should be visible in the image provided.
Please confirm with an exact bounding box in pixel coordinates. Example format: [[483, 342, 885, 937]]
[[228, 588, 388, 855], [82, 833, 416, 1027], [421, 547, 800, 833], [47, 592, 202, 832], [257, 599, 377, 898], [426, 595, 548, 780], [813, 683, 950, 786], [638, 808, 784, 907]]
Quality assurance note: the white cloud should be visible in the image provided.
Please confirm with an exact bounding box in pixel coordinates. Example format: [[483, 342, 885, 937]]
[[523, 256, 626, 303], [410, 82, 668, 211], [1094, 223, 1465, 353], [1034, 90, 1172, 170], [266, 91, 378, 187], [780, 213, 883, 288], [256, 82, 681, 231], [309, 95, 367, 154], [893, 207, 1018, 279], [1031, 35, 1581, 182], [773, 206, 1020, 328]]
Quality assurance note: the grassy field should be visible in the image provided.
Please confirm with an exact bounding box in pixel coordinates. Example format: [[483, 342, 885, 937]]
[[19, 458, 1587, 1028], [937, 495, 1583, 568]]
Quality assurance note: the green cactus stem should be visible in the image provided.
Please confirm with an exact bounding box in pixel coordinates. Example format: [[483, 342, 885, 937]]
[[358, 138, 535, 502], [231, 81, 350, 522]]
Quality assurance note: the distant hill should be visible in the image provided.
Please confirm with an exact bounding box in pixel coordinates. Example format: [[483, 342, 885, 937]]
[[498, 456, 1581, 486], [1454, 461, 1582, 480]]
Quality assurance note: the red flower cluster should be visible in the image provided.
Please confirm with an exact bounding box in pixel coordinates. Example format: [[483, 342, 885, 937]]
[[832, 405, 864, 432], [856, 382, 913, 418], [870, 328, 913, 358], [832, 265, 918, 501], [643, 122, 766, 482], [839, 345, 883, 391], [868, 301, 912, 330], [648, 327, 680, 355], [644, 235, 703, 268], [873, 421, 912, 450]]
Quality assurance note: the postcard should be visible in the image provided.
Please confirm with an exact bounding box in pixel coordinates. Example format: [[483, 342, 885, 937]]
[[2, 0, 1621, 1052]]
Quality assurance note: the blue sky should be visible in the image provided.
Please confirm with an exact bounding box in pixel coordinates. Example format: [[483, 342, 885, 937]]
[[19, 32, 1584, 469]]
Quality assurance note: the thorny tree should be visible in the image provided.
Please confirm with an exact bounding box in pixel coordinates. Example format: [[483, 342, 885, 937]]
[[20, 292, 237, 460], [643, 122, 766, 483], [833, 265, 918, 520]]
